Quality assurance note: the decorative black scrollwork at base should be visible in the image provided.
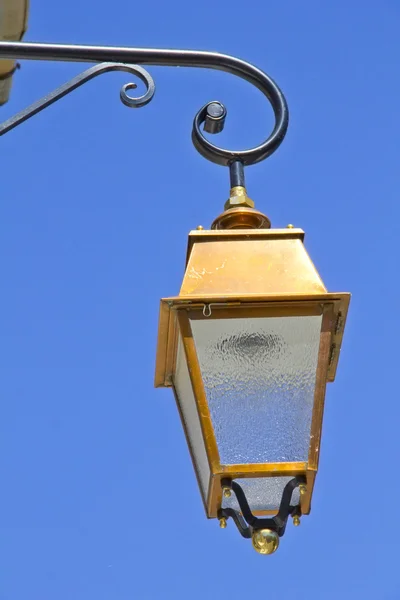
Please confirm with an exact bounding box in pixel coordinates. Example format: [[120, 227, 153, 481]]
[[218, 476, 306, 539]]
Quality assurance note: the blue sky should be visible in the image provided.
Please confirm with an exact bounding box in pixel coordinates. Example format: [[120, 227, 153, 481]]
[[1, 1, 399, 598]]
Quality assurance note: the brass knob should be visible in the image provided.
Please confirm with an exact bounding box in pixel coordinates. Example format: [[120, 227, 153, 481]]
[[252, 529, 279, 555], [293, 515, 301, 527], [219, 517, 227, 529], [223, 487, 231, 498]]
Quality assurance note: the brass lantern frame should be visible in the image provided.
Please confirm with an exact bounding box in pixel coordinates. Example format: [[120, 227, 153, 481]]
[[155, 228, 350, 519]]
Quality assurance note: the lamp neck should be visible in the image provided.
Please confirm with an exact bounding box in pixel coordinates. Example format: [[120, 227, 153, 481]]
[[229, 160, 246, 188], [211, 162, 271, 230]]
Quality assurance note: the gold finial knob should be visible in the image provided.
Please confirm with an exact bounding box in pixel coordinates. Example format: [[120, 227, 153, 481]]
[[299, 484, 307, 496], [287, 224, 294, 229], [223, 487, 232, 498], [251, 529, 279, 555], [196, 225, 204, 230], [219, 517, 227, 529], [293, 515, 301, 527]]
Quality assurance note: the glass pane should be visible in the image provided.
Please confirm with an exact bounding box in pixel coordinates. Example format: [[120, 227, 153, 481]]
[[223, 477, 300, 512], [190, 315, 322, 464], [173, 335, 210, 500]]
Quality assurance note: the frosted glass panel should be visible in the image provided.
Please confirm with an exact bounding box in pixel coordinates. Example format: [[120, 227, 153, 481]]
[[174, 335, 210, 500], [191, 315, 322, 464], [223, 477, 300, 512]]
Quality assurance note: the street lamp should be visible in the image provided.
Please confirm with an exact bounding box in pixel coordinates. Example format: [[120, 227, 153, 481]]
[[155, 178, 349, 553], [0, 39, 350, 554]]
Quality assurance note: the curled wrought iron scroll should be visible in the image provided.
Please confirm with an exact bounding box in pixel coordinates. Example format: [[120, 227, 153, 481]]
[[0, 41, 289, 167], [0, 62, 155, 137]]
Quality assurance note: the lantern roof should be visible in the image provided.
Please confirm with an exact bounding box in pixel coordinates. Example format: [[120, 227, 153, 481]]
[[156, 227, 349, 388]]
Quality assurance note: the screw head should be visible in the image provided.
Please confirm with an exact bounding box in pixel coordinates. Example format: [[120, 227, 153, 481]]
[[299, 484, 307, 496], [223, 487, 232, 498], [252, 529, 279, 555], [219, 517, 227, 529], [293, 515, 301, 527]]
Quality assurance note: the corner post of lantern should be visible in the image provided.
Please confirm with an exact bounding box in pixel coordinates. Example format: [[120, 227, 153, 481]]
[[0, 39, 350, 555]]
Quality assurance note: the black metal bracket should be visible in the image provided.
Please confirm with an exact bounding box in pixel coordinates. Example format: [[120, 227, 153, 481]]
[[0, 62, 155, 137], [0, 41, 289, 174], [218, 476, 306, 539]]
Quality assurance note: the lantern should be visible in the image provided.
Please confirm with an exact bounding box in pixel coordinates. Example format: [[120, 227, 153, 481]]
[[155, 191, 349, 553]]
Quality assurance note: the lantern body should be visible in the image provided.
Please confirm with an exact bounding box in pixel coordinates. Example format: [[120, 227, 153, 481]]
[[155, 228, 349, 518]]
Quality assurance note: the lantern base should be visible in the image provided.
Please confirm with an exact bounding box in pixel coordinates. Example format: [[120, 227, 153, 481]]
[[218, 476, 305, 548]]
